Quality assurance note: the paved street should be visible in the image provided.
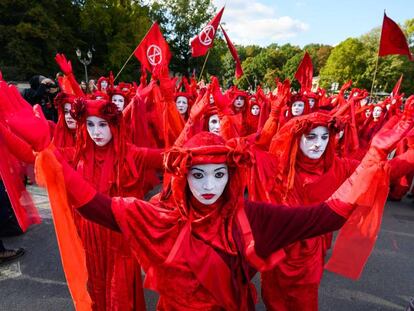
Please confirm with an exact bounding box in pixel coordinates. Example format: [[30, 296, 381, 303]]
[[0, 186, 413, 310]]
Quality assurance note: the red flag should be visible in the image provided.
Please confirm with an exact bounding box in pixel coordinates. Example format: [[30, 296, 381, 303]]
[[378, 13, 412, 60], [134, 22, 172, 73], [294, 51, 313, 91], [391, 74, 403, 97], [190, 7, 225, 57], [220, 25, 243, 79]]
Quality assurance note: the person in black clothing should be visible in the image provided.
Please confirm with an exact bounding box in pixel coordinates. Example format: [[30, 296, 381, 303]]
[[20, 75, 59, 122], [0, 180, 25, 265]]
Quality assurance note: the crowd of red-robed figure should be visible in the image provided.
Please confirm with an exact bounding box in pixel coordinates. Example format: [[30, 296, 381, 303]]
[[0, 7, 414, 311]]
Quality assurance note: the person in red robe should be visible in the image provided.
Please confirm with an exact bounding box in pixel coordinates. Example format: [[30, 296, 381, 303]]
[[1, 80, 413, 310], [67, 98, 163, 310]]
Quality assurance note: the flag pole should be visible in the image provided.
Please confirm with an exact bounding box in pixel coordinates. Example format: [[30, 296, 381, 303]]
[[198, 50, 211, 81], [114, 49, 136, 82], [114, 22, 155, 82], [369, 54, 380, 100]]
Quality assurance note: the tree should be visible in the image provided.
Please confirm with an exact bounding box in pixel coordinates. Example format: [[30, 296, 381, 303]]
[[319, 38, 368, 89]]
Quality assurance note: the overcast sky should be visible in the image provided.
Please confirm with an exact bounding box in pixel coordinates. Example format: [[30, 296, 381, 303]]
[[212, 0, 413, 47]]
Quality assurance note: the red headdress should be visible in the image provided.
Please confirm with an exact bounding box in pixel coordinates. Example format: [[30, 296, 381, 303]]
[[52, 92, 77, 149], [285, 93, 311, 119], [107, 85, 132, 108], [245, 98, 262, 135], [269, 112, 340, 202], [70, 98, 125, 195], [174, 77, 195, 120], [162, 131, 253, 252], [97, 76, 110, 92], [303, 90, 320, 111]]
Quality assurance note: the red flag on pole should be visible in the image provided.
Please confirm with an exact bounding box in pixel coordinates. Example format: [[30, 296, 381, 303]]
[[190, 7, 225, 57], [378, 13, 412, 60], [220, 25, 243, 79], [134, 22, 172, 73], [294, 51, 313, 91], [391, 74, 403, 97]]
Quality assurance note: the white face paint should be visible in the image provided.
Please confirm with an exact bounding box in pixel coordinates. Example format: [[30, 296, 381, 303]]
[[187, 163, 229, 205], [360, 98, 368, 106], [100, 80, 108, 90], [112, 94, 125, 111], [233, 96, 245, 109], [291, 101, 305, 116], [365, 109, 371, 118], [175, 96, 189, 115], [209, 94, 215, 104], [299, 126, 330, 159], [251, 104, 260, 116], [86, 116, 112, 147], [308, 98, 315, 109], [64, 103, 76, 129], [372, 106, 382, 119], [208, 114, 220, 135]]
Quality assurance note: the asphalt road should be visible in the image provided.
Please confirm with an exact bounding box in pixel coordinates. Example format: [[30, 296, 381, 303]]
[[0, 186, 413, 310]]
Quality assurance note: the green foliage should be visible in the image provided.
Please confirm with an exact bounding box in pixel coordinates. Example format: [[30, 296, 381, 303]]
[[319, 38, 368, 89], [0, 0, 412, 96]]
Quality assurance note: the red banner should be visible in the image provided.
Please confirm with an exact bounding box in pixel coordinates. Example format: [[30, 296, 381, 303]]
[[220, 25, 243, 79], [134, 23, 172, 73], [190, 7, 225, 57], [379, 13, 412, 60]]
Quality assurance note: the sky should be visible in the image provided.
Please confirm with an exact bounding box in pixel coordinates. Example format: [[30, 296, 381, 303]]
[[212, 0, 414, 47]]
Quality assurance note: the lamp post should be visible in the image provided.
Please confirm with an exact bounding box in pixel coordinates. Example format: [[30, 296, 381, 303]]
[[76, 48, 92, 83]]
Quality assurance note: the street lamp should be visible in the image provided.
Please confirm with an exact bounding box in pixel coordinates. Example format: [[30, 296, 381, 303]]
[[76, 48, 93, 83]]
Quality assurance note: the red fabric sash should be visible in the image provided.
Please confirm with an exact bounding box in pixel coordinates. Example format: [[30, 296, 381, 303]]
[[325, 162, 390, 279], [0, 137, 40, 232], [35, 147, 92, 310]]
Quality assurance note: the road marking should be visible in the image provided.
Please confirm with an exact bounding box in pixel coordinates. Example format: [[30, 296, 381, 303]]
[[382, 229, 414, 239], [0, 262, 22, 281]]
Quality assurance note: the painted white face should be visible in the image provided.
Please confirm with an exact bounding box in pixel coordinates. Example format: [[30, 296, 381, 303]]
[[365, 109, 371, 118], [112, 94, 125, 111], [360, 98, 368, 106], [372, 106, 382, 119], [308, 98, 315, 109], [209, 94, 215, 104], [64, 103, 76, 129], [233, 96, 245, 109], [86, 116, 112, 147], [175, 96, 189, 115], [100, 80, 108, 90], [299, 126, 330, 160], [187, 163, 229, 205], [292, 101, 305, 116], [208, 114, 220, 135], [251, 104, 260, 116]]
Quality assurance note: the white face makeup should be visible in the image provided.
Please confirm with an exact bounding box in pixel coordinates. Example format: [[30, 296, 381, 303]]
[[365, 109, 371, 118], [291, 101, 305, 116], [187, 163, 229, 205], [175, 96, 189, 115], [209, 94, 215, 104], [86, 116, 112, 147], [251, 104, 260, 116], [208, 114, 220, 135], [299, 126, 330, 159], [100, 80, 108, 90], [360, 98, 368, 106], [233, 96, 245, 109], [372, 106, 382, 119], [308, 98, 315, 109], [64, 103, 76, 129], [112, 94, 125, 111]]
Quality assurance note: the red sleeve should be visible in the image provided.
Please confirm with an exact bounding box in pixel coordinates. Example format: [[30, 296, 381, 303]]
[[389, 149, 414, 180], [77, 193, 119, 231], [244, 200, 346, 259], [143, 148, 164, 169]]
